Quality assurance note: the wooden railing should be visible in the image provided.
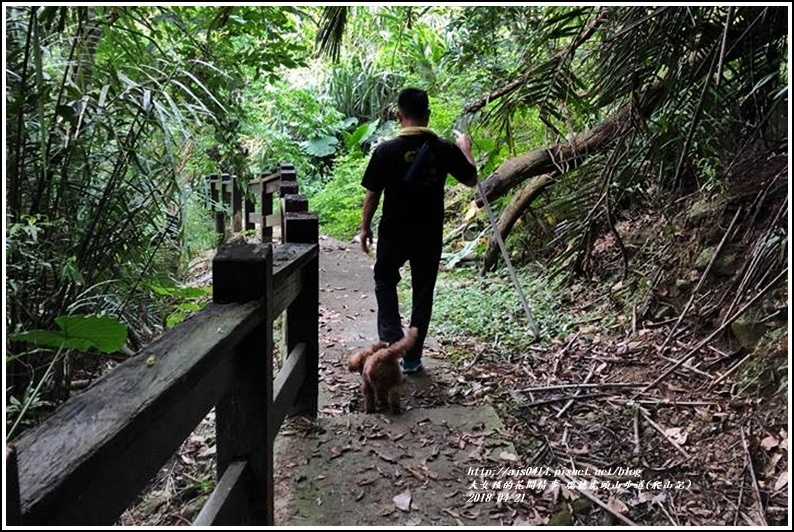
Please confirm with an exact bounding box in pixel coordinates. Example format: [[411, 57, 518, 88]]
[[6, 165, 319, 526], [206, 163, 312, 245]]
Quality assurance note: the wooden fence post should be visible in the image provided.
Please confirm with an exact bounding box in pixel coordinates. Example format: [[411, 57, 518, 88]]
[[6, 446, 21, 525], [207, 174, 225, 242], [244, 192, 255, 234], [230, 175, 243, 233], [279, 165, 298, 243], [260, 171, 275, 243], [212, 242, 274, 524], [284, 201, 319, 416]]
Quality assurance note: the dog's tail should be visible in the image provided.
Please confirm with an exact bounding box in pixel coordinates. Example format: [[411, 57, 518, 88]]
[[347, 341, 388, 372], [385, 327, 419, 362], [347, 351, 366, 373]]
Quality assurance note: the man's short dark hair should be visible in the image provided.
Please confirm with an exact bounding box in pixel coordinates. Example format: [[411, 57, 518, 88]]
[[397, 88, 429, 121]]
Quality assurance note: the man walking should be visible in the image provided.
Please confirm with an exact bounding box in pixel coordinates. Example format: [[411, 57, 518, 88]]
[[359, 88, 477, 374]]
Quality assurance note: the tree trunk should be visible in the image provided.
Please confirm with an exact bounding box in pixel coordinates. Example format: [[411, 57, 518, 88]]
[[476, 100, 641, 207]]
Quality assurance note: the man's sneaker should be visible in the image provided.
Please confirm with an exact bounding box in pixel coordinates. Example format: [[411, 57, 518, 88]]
[[401, 358, 423, 375]]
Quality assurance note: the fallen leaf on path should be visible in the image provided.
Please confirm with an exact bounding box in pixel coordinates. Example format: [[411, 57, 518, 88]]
[[329, 445, 352, 459], [372, 449, 397, 463], [405, 516, 423, 526], [460, 509, 481, 520], [608, 495, 629, 515], [760, 435, 779, 451], [664, 427, 687, 445], [468, 448, 484, 461], [774, 470, 788, 491], [406, 466, 425, 480], [442, 507, 461, 518], [394, 490, 412, 512], [198, 445, 216, 458], [390, 431, 407, 442], [500, 451, 518, 462]]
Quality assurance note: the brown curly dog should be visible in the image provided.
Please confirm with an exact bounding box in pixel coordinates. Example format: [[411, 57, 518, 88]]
[[347, 327, 418, 414]]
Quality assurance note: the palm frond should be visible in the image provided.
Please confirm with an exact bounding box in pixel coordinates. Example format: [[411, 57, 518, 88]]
[[316, 6, 348, 62]]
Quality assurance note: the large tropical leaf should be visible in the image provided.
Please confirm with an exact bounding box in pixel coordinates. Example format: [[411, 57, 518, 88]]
[[11, 315, 128, 354]]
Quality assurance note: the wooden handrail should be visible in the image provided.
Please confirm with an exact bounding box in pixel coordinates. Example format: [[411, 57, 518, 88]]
[[9, 162, 320, 525], [10, 243, 319, 525]]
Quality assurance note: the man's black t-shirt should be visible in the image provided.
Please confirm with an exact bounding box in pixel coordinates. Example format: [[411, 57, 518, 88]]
[[361, 129, 476, 243]]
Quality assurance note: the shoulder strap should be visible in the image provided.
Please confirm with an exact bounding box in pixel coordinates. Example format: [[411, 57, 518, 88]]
[[404, 137, 440, 184]]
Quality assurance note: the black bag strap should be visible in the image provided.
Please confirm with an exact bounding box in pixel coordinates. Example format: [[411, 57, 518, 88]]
[[403, 139, 434, 184]]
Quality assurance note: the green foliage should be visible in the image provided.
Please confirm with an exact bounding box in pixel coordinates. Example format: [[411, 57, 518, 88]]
[[342, 120, 379, 154], [431, 267, 573, 352], [11, 315, 128, 354], [149, 279, 211, 329], [240, 79, 354, 189], [311, 153, 370, 239], [300, 136, 339, 158], [324, 55, 404, 123], [4, 5, 311, 431]]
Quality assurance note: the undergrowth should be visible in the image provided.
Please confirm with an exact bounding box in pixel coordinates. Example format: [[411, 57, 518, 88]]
[[398, 264, 577, 354]]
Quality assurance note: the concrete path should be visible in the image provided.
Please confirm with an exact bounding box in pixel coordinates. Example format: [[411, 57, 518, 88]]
[[274, 237, 517, 525]]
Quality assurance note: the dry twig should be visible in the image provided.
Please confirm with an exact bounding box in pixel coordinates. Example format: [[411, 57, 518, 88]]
[[556, 367, 594, 418], [640, 409, 691, 460], [525, 392, 609, 408], [739, 425, 768, 526], [518, 382, 649, 393], [710, 352, 753, 388]]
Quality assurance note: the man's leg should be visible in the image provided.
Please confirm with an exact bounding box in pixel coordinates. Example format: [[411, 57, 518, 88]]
[[405, 242, 442, 365], [374, 236, 408, 344]]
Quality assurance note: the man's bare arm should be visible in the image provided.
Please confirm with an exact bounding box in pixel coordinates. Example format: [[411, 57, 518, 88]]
[[360, 188, 381, 254], [455, 132, 478, 187]]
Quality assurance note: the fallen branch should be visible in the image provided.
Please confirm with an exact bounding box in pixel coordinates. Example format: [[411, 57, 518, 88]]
[[525, 392, 610, 408], [739, 424, 769, 526], [635, 268, 787, 397], [633, 406, 641, 456], [519, 382, 649, 394], [556, 367, 594, 418], [709, 352, 753, 389], [662, 347, 714, 378], [633, 399, 718, 407], [640, 409, 691, 460]]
